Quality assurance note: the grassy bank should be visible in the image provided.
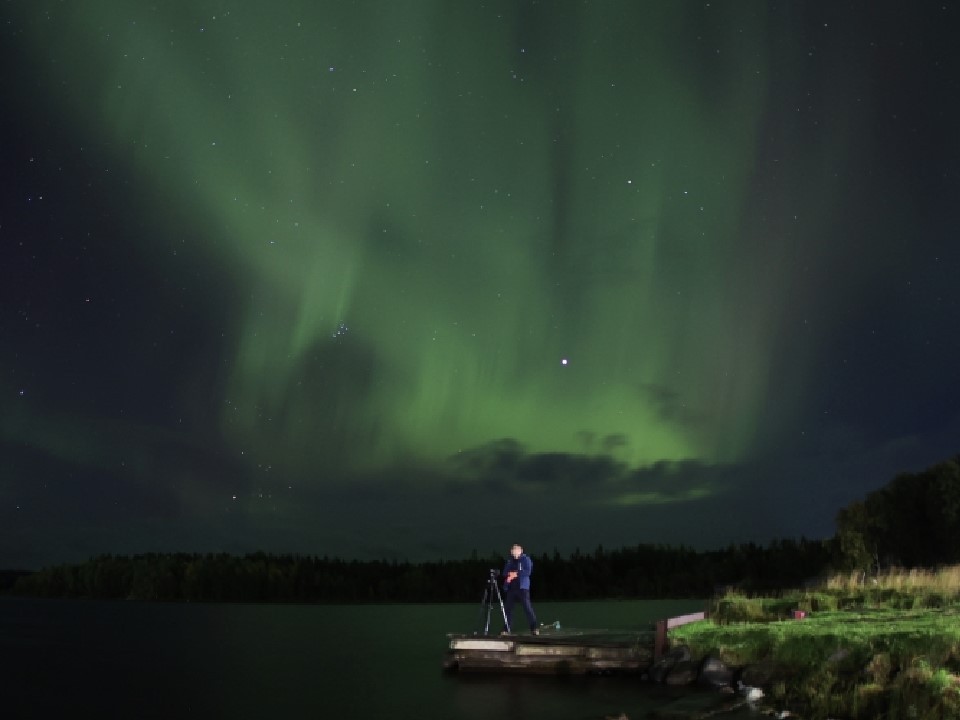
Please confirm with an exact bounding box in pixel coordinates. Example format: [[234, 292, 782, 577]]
[[669, 567, 960, 719]]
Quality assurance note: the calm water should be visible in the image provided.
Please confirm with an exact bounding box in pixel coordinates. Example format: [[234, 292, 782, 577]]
[[0, 596, 759, 719]]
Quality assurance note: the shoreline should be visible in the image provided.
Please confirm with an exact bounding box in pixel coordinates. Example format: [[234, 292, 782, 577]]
[[664, 592, 960, 719]]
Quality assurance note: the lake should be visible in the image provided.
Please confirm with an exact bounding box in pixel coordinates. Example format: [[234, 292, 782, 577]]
[[0, 596, 759, 719]]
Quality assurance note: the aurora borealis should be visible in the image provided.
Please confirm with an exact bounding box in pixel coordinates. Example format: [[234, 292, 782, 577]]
[[3, 2, 959, 568]]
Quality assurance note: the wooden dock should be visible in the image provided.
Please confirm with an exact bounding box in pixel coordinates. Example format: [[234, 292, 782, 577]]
[[444, 612, 705, 675]]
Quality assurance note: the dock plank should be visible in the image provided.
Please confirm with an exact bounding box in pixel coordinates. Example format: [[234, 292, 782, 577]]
[[445, 628, 657, 674]]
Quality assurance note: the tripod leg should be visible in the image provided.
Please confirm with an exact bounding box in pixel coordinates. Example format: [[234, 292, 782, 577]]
[[477, 586, 491, 635], [494, 582, 511, 633], [484, 589, 493, 635]]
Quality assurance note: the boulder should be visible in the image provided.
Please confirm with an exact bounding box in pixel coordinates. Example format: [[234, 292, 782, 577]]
[[665, 660, 698, 685], [649, 645, 691, 684], [698, 655, 734, 688]]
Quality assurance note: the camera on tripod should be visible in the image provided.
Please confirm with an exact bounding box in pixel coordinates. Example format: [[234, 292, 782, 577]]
[[476, 568, 510, 635]]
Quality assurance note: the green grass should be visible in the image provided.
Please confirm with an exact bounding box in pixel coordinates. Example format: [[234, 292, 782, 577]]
[[671, 607, 960, 668], [668, 569, 960, 719]]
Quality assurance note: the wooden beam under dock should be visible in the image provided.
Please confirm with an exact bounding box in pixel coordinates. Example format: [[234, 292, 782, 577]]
[[444, 612, 707, 675]]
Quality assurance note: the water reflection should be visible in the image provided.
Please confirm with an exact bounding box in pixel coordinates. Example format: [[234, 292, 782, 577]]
[[0, 597, 760, 719]]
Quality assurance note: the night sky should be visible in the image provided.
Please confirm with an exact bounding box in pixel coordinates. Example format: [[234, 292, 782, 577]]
[[3, 2, 959, 569]]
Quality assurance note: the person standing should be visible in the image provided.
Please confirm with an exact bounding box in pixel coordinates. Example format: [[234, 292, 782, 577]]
[[502, 543, 539, 634]]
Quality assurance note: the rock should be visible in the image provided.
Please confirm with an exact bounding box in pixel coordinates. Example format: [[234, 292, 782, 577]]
[[649, 664, 669, 684], [698, 655, 734, 688], [649, 645, 691, 683], [737, 682, 764, 702], [665, 660, 698, 685]]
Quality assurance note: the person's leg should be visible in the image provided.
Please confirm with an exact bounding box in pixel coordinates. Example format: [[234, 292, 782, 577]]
[[520, 589, 538, 631]]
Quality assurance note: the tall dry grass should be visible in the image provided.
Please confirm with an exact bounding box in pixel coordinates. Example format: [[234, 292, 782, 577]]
[[824, 565, 960, 593]]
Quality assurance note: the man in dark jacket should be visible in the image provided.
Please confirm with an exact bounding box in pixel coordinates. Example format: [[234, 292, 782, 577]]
[[502, 543, 539, 634]]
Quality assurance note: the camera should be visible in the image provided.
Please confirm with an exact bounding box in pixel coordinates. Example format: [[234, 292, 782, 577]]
[[488, 568, 500, 578]]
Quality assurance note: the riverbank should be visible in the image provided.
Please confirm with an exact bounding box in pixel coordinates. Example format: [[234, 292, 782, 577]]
[[667, 567, 960, 719]]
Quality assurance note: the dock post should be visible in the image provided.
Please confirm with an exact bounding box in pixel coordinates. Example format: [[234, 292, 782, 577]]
[[654, 611, 705, 661], [653, 618, 667, 661]]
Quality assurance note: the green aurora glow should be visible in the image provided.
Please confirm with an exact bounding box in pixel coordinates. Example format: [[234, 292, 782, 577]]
[[28, 3, 774, 470], [4, 1, 960, 563]]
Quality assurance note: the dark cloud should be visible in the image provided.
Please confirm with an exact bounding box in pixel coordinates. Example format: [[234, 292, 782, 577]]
[[449, 439, 626, 491]]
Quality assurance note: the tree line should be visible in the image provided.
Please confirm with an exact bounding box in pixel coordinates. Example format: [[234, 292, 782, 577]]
[[12, 454, 960, 603], [12, 539, 831, 603], [835, 455, 960, 571]]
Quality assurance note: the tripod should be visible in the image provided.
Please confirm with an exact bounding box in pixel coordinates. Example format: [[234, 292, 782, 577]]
[[476, 569, 511, 635]]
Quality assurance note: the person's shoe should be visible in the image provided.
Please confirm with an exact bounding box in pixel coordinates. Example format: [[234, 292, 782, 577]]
[[531, 628, 540, 635]]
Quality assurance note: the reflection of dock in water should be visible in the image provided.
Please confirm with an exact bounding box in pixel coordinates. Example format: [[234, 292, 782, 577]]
[[443, 612, 705, 675]]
